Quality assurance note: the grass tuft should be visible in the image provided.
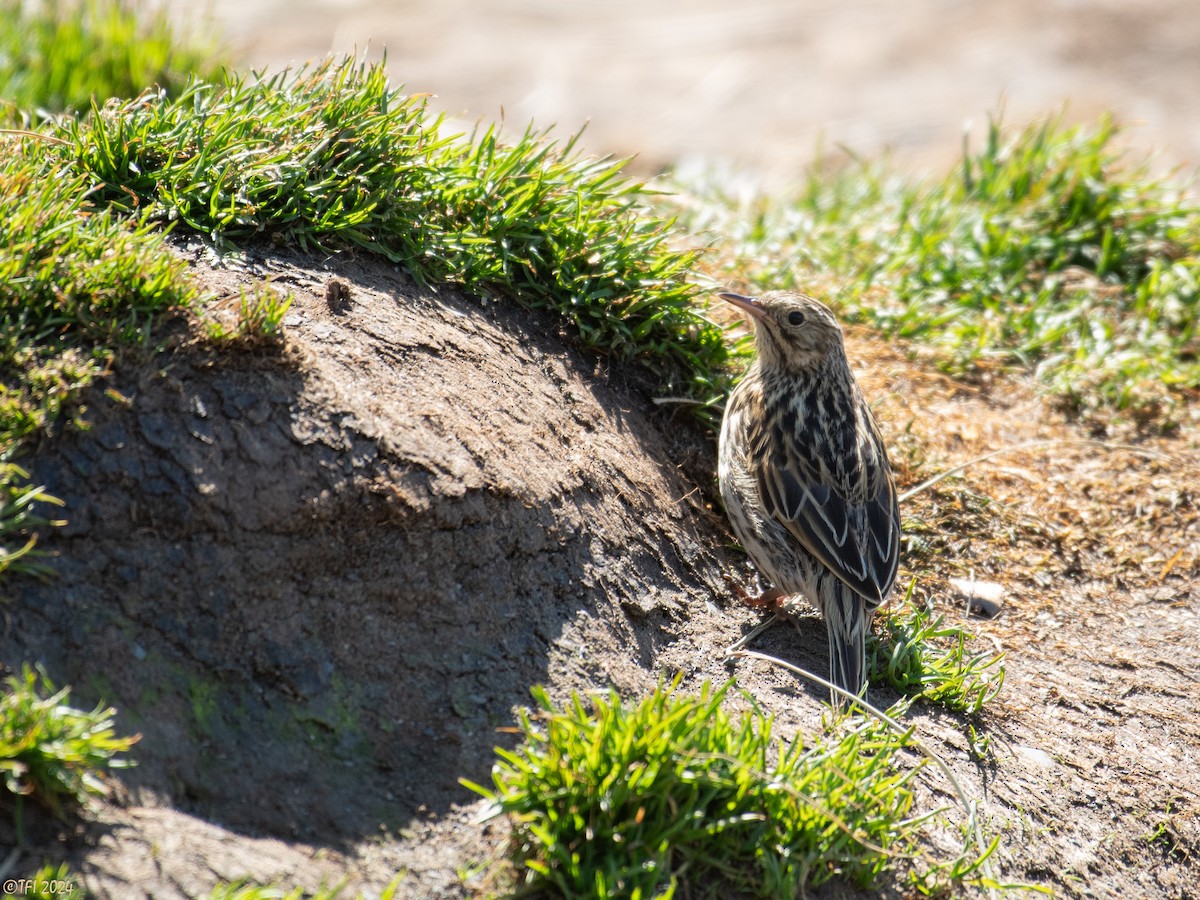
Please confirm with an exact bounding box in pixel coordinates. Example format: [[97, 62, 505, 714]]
[[0, 466, 64, 583], [0, 139, 198, 440], [0, 664, 138, 826], [868, 584, 1006, 714], [202, 283, 295, 345], [466, 679, 946, 897]]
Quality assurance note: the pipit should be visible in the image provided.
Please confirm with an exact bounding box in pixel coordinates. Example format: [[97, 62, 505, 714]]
[[718, 290, 900, 704]]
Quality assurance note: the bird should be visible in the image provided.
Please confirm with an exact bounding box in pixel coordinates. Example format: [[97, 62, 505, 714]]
[[717, 290, 900, 705]]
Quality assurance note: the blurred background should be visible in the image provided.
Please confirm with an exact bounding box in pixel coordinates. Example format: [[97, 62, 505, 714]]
[[197, 0, 1200, 182]]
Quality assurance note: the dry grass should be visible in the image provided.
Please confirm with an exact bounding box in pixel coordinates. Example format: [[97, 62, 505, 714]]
[[844, 322, 1199, 674]]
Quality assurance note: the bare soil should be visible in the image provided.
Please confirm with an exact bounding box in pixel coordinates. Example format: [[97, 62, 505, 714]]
[[201, 0, 1200, 182], [2, 238, 1198, 898]]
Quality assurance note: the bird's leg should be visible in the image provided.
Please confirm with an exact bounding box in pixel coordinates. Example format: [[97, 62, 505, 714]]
[[741, 586, 787, 612], [726, 614, 784, 655], [728, 571, 788, 612], [725, 573, 792, 655]]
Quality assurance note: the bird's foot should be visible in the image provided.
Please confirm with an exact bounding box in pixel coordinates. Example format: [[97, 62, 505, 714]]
[[724, 582, 794, 656], [736, 584, 788, 613], [725, 573, 788, 613]]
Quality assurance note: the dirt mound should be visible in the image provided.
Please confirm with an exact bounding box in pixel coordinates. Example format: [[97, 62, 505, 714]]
[[4, 243, 744, 896]]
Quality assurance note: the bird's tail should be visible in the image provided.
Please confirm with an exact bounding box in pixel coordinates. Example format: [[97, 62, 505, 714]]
[[824, 585, 869, 707]]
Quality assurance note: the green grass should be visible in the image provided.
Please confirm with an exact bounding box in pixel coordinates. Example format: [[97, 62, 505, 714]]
[[63, 59, 729, 403], [0, 135, 197, 577], [202, 282, 295, 345], [0, 0, 226, 116], [670, 115, 1200, 416], [0, 141, 197, 438], [0, 664, 138, 832], [0, 467, 64, 581], [0, 862, 87, 900], [867, 587, 1005, 714], [465, 679, 1005, 898], [205, 876, 404, 900]]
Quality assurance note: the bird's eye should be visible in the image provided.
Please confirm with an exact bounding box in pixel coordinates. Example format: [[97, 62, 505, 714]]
[[787, 310, 806, 326]]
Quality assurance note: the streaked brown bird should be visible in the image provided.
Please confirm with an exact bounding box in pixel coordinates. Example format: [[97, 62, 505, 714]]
[[718, 290, 900, 704]]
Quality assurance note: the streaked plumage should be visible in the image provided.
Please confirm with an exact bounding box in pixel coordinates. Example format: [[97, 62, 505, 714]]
[[718, 290, 900, 704]]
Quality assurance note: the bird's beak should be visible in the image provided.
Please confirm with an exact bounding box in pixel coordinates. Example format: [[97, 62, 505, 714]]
[[719, 292, 767, 322]]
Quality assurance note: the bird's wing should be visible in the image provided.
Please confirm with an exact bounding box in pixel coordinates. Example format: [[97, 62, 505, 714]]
[[751, 406, 900, 608]]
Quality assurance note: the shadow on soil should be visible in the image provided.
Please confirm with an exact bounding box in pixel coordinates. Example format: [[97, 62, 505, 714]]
[[3, 244, 733, 849]]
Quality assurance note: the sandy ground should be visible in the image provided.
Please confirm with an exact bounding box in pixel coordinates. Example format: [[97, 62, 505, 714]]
[[195, 0, 1200, 182]]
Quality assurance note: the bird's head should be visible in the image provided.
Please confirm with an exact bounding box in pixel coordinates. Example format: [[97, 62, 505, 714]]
[[720, 290, 846, 373]]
